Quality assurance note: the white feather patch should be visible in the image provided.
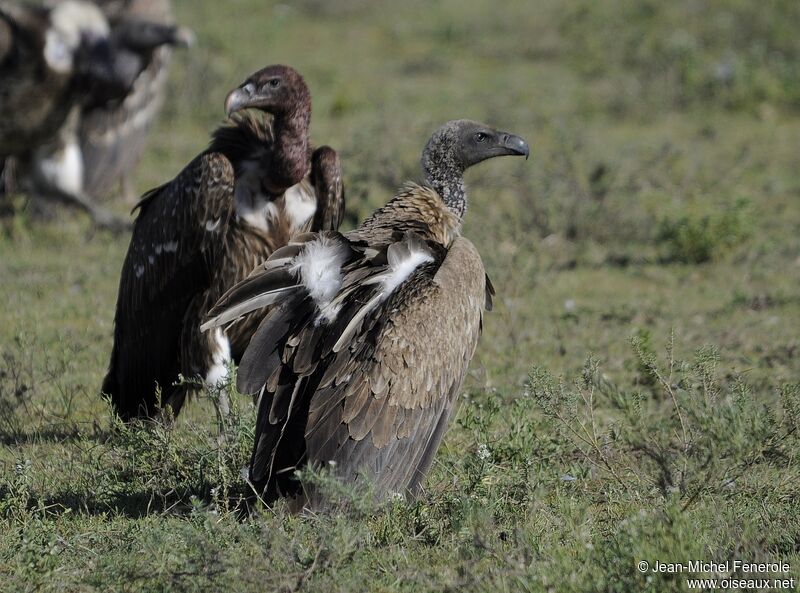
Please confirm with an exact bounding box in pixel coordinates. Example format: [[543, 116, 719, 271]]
[[332, 238, 434, 353], [284, 181, 317, 230], [381, 242, 435, 295], [289, 236, 349, 323], [33, 140, 83, 195], [51, 1, 109, 37], [154, 241, 179, 255], [45, 1, 109, 73], [205, 329, 231, 387]]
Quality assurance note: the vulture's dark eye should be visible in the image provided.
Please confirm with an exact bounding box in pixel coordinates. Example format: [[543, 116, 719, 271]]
[[268, 78, 281, 88], [475, 132, 488, 143]]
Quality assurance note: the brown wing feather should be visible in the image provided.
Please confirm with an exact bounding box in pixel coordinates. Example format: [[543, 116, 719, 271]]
[[102, 152, 235, 419], [240, 235, 487, 503], [311, 238, 486, 496]]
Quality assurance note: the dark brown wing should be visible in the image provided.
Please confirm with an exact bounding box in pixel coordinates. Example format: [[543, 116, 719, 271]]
[[102, 152, 235, 419], [204, 233, 487, 503], [310, 145, 344, 231]]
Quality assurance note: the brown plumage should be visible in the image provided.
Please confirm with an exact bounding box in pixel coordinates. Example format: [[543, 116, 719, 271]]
[[203, 120, 528, 505], [102, 65, 345, 421]]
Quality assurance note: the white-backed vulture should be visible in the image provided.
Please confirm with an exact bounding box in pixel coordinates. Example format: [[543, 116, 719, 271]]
[[202, 119, 529, 505], [102, 65, 345, 421]]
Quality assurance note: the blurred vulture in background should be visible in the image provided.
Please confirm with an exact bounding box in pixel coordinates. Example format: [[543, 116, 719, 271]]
[[203, 120, 529, 506], [0, 0, 119, 221], [81, 0, 193, 202], [102, 65, 345, 422], [0, 0, 191, 227]]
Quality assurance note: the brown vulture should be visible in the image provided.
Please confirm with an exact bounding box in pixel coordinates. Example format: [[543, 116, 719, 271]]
[[80, 0, 193, 202], [0, 0, 189, 227], [102, 64, 345, 421], [202, 119, 529, 505]]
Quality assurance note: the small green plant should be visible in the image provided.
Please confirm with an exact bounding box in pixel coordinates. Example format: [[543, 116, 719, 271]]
[[0, 337, 37, 440], [528, 336, 798, 508], [656, 198, 750, 263], [0, 459, 34, 523]]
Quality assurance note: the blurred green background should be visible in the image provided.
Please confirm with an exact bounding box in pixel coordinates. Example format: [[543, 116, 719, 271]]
[[1, 1, 798, 591]]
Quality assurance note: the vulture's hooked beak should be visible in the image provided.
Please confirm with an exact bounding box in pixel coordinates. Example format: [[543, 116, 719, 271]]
[[500, 132, 530, 160], [224, 83, 257, 117]]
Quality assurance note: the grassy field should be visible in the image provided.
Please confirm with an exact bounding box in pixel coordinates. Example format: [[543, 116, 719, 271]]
[[1, 0, 799, 590]]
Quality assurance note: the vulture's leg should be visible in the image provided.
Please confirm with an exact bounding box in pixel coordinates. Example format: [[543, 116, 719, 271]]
[[216, 386, 232, 446], [204, 377, 232, 446], [0, 158, 11, 219], [41, 186, 132, 232], [0, 157, 6, 198], [183, 302, 233, 442], [121, 174, 137, 204]]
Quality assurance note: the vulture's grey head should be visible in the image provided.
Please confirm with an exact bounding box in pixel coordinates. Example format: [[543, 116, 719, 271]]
[[224, 65, 311, 118], [422, 120, 529, 217], [422, 120, 529, 178]]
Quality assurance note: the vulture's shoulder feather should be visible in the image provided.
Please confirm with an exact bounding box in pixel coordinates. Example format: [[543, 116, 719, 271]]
[[309, 145, 344, 232]]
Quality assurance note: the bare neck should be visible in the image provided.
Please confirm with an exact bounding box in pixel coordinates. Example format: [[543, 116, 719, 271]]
[[422, 153, 467, 219], [266, 108, 310, 193]]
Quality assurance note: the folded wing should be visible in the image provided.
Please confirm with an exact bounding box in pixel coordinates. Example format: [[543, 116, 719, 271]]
[[203, 232, 488, 501], [103, 152, 235, 418]]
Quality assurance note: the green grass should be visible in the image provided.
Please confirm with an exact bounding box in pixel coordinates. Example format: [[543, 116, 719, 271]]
[[1, 0, 799, 590]]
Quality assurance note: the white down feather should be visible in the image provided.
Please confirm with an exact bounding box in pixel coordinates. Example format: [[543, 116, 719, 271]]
[[331, 237, 434, 353], [381, 241, 434, 294], [290, 236, 350, 323]]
